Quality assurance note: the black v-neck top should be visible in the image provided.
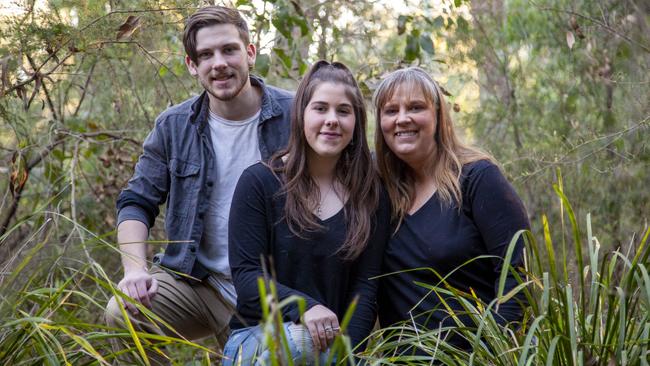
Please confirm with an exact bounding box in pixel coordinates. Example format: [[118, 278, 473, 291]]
[[378, 160, 529, 344], [228, 162, 391, 348]]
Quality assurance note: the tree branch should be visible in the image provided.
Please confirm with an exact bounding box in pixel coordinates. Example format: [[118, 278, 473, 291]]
[[73, 60, 98, 117], [533, 2, 650, 53], [0, 129, 141, 237]]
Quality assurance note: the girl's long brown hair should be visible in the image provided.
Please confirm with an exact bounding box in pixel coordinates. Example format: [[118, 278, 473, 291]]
[[270, 60, 379, 260], [373, 67, 493, 224]]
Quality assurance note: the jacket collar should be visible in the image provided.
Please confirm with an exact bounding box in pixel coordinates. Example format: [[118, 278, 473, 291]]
[[189, 75, 283, 132]]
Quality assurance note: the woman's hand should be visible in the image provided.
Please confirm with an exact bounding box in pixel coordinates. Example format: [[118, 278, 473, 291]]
[[302, 304, 340, 351]]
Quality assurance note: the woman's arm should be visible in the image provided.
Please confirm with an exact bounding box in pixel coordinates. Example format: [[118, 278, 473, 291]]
[[344, 193, 391, 349], [467, 162, 530, 324], [229, 166, 320, 323]]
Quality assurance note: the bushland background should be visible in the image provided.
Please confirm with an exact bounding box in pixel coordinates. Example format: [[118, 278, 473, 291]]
[[0, 0, 648, 364]]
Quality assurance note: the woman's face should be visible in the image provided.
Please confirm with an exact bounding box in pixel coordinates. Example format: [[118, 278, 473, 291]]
[[304, 82, 356, 162], [379, 83, 437, 168]]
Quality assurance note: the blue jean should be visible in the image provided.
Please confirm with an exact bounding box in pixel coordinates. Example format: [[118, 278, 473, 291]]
[[222, 322, 333, 365]]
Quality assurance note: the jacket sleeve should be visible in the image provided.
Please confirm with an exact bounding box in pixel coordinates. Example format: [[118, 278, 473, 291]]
[[467, 162, 530, 325], [229, 167, 320, 324], [116, 120, 169, 228], [344, 192, 391, 350]]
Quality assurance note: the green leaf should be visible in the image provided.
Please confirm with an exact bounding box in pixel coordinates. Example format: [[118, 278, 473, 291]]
[[456, 16, 469, 33], [454, 0, 462, 7], [616, 43, 631, 59], [292, 15, 309, 37], [298, 59, 308, 75], [397, 15, 409, 35], [419, 34, 434, 54], [433, 16, 444, 29], [255, 53, 270, 77], [272, 12, 291, 39], [273, 48, 292, 70], [405, 34, 420, 62], [235, 0, 250, 6], [158, 66, 167, 77], [51, 149, 65, 161]]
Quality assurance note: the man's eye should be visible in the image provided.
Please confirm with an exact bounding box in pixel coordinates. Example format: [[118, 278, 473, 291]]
[[224, 46, 239, 54]]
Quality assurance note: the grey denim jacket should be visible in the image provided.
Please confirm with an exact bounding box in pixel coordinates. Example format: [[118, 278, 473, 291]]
[[116, 76, 292, 278]]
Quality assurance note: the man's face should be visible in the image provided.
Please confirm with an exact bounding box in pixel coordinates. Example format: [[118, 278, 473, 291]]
[[185, 24, 256, 102]]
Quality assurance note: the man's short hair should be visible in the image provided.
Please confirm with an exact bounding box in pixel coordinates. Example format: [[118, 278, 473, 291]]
[[183, 6, 250, 63]]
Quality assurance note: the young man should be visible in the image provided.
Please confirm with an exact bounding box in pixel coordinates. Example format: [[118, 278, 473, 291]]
[[105, 6, 292, 363]]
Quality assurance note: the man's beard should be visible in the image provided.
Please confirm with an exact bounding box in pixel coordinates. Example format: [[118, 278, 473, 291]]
[[202, 69, 249, 102]]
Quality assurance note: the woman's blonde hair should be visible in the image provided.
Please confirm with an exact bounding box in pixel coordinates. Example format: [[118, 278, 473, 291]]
[[373, 67, 493, 223]]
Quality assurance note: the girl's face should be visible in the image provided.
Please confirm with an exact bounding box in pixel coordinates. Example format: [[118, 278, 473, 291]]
[[304, 82, 356, 162], [379, 83, 437, 168]]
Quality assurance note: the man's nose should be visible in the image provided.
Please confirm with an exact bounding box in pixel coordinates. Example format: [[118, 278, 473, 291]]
[[210, 52, 228, 69]]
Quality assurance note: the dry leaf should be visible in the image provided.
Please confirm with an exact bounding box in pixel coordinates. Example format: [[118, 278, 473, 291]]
[[10, 152, 29, 197], [116, 16, 141, 40], [453, 103, 461, 112], [566, 31, 575, 49]]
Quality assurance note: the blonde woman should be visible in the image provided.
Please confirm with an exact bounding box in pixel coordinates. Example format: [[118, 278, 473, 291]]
[[373, 67, 529, 351]]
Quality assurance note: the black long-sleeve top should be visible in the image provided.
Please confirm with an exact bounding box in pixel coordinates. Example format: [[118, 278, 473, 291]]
[[378, 160, 529, 347], [228, 162, 390, 348]]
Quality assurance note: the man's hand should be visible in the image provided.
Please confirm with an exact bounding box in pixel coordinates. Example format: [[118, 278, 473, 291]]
[[116, 220, 153, 315], [302, 304, 340, 351], [117, 267, 158, 315]]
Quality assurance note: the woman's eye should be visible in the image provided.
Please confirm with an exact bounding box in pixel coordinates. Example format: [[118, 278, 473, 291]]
[[383, 108, 397, 115]]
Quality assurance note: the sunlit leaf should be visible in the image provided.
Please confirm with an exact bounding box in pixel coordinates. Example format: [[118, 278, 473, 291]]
[[420, 34, 434, 54], [566, 31, 575, 49]]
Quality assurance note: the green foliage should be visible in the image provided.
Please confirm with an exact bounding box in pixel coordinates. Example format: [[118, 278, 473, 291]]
[[0, 0, 648, 364], [359, 185, 650, 365]]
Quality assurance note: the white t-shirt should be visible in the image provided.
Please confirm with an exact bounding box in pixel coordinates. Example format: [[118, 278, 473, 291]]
[[198, 109, 261, 304]]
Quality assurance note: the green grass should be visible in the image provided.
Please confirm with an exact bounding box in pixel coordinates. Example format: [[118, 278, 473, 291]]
[[1, 182, 648, 365]]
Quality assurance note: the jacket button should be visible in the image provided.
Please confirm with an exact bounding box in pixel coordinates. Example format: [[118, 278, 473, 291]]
[[198, 212, 204, 219], [207, 181, 213, 187], [190, 247, 196, 253]]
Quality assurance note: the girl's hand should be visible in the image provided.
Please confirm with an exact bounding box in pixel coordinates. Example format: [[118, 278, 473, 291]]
[[302, 304, 340, 351]]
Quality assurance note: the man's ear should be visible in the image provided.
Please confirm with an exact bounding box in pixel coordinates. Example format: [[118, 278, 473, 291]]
[[185, 55, 198, 76], [246, 43, 256, 69]]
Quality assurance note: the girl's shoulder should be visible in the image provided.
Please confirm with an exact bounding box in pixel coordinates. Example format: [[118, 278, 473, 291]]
[[241, 161, 283, 189]]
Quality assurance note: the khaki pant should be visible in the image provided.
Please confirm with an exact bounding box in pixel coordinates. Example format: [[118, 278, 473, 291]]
[[105, 266, 234, 365]]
